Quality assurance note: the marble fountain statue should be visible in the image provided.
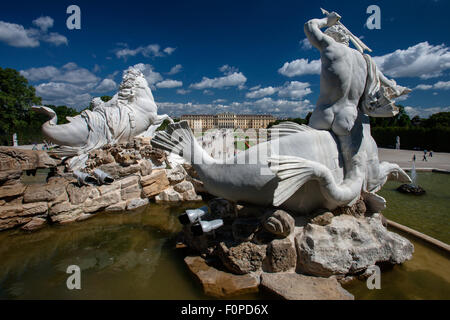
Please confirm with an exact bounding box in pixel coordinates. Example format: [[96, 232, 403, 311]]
[[152, 10, 412, 217], [33, 67, 173, 170]]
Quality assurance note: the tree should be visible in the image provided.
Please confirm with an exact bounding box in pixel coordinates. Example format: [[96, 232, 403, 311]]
[[0, 67, 42, 145]]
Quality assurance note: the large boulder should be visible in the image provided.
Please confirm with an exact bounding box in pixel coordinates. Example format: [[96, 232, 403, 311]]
[[23, 179, 66, 203], [0, 182, 26, 199], [260, 273, 354, 300], [295, 214, 414, 277], [184, 256, 259, 298]]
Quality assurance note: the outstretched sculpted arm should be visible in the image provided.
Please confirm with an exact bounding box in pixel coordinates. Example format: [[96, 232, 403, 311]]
[[304, 12, 341, 51]]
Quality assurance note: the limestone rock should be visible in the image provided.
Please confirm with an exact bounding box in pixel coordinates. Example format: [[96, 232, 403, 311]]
[[260, 273, 354, 300], [21, 217, 47, 231], [154, 187, 183, 203], [105, 201, 127, 212], [216, 241, 266, 275], [0, 170, 22, 185], [84, 190, 121, 213], [97, 182, 120, 195], [263, 209, 295, 238], [141, 170, 170, 198], [0, 182, 26, 199], [138, 159, 152, 176], [67, 183, 99, 205], [173, 180, 194, 193], [121, 184, 142, 201], [119, 175, 140, 189], [166, 165, 187, 185], [23, 180, 66, 203], [267, 238, 297, 273], [310, 211, 334, 226], [295, 214, 414, 277], [184, 256, 259, 298], [0, 147, 56, 172], [0, 202, 48, 219], [182, 189, 202, 202], [0, 216, 32, 230], [126, 198, 149, 210]]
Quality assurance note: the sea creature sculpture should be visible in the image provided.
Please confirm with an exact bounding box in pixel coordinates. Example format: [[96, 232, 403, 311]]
[[33, 67, 173, 169], [151, 9, 412, 215]]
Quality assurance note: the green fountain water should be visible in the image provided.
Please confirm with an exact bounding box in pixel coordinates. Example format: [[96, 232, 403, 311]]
[[0, 172, 449, 299]]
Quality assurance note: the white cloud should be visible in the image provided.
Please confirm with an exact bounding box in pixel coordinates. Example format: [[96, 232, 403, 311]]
[[0, 21, 39, 47], [219, 64, 239, 75], [167, 64, 182, 75], [163, 47, 176, 55], [20, 66, 60, 81], [176, 89, 191, 95], [32, 16, 53, 32], [414, 80, 450, 91], [156, 96, 314, 118], [299, 38, 312, 50], [156, 79, 183, 88], [246, 81, 312, 100], [42, 32, 68, 46], [95, 79, 117, 92], [132, 63, 163, 86], [373, 42, 450, 79], [115, 44, 175, 59], [278, 58, 321, 77], [277, 81, 312, 99], [404, 106, 450, 118], [246, 86, 277, 99], [35, 82, 92, 108], [190, 72, 247, 89]]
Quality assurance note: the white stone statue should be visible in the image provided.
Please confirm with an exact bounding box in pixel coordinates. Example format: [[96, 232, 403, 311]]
[[33, 67, 173, 169], [151, 9, 412, 214]]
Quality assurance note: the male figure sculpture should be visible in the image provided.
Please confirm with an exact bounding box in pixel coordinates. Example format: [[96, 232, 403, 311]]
[[304, 11, 410, 175]]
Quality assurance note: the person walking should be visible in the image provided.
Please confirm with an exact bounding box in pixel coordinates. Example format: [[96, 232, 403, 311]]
[[413, 154, 416, 162], [429, 151, 433, 158]]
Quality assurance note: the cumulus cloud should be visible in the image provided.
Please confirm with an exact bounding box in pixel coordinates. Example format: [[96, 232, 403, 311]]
[[95, 78, 117, 92], [190, 70, 247, 89], [373, 42, 450, 79], [32, 16, 53, 32], [176, 89, 191, 95], [246, 81, 312, 100], [278, 58, 321, 77], [0, 21, 39, 47], [156, 96, 314, 118], [163, 47, 176, 55], [0, 17, 67, 48], [167, 64, 182, 75], [246, 86, 277, 99], [299, 38, 312, 50], [132, 63, 163, 86], [21, 63, 105, 109], [156, 79, 183, 88], [404, 106, 450, 118], [415, 80, 450, 90], [42, 32, 68, 46], [115, 44, 175, 59], [277, 81, 312, 99]]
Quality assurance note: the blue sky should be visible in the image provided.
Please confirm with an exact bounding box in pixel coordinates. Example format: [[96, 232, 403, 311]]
[[1, 0, 449, 118]]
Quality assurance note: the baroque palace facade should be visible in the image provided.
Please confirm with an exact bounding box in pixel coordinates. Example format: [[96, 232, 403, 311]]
[[180, 113, 276, 130]]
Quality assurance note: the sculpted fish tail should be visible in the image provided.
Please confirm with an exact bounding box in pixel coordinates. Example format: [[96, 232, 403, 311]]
[[151, 121, 215, 165]]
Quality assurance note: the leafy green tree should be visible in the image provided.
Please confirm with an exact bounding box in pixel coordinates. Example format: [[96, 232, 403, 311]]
[[100, 95, 112, 102], [0, 67, 42, 145]]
